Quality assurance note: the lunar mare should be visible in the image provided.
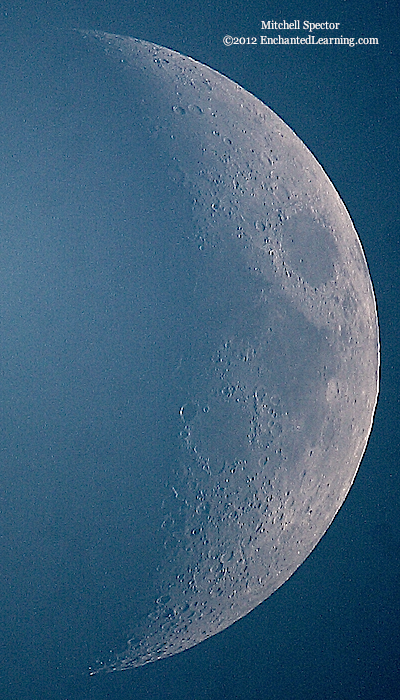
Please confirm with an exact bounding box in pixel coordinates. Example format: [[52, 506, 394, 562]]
[[75, 32, 379, 673]]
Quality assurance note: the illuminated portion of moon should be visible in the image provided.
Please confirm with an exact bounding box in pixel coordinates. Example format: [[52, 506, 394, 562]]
[[75, 32, 379, 673]]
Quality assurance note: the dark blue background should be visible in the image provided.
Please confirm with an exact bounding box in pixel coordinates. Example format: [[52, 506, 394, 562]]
[[0, 1, 398, 698]]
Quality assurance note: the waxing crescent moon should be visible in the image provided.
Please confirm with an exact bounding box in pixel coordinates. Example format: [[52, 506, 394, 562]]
[[74, 32, 379, 672], [2, 30, 378, 674]]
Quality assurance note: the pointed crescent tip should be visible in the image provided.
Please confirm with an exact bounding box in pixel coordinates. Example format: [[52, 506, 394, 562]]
[[73, 28, 103, 38], [73, 28, 143, 44]]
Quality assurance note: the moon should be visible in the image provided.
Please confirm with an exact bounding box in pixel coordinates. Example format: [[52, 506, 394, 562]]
[[72, 32, 378, 672], [1, 31, 379, 675]]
